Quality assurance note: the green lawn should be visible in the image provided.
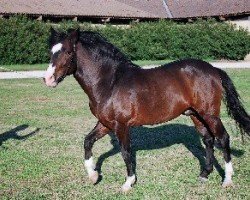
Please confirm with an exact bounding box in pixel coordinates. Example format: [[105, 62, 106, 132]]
[[0, 64, 47, 72], [0, 69, 249, 199]]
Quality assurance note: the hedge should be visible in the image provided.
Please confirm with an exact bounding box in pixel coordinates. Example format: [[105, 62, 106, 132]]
[[0, 16, 49, 64], [0, 16, 249, 65]]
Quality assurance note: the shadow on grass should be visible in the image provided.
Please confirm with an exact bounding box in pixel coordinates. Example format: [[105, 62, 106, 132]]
[[95, 124, 244, 182], [0, 124, 40, 146]]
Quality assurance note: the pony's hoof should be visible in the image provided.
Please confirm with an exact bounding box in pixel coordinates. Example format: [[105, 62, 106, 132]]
[[89, 170, 99, 184], [121, 184, 132, 193], [121, 175, 136, 193], [222, 179, 233, 188], [199, 176, 208, 183]]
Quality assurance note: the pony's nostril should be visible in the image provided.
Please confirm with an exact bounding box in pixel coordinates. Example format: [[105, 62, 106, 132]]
[[43, 78, 46, 82]]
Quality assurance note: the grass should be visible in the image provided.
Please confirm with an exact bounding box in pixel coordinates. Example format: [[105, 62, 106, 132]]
[[0, 69, 249, 199], [0, 64, 47, 72]]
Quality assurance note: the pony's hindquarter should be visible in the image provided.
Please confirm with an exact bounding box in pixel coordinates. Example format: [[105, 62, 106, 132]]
[[185, 63, 249, 187], [165, 61, 233, 186]]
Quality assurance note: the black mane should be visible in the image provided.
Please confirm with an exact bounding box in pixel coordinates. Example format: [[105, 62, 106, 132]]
[[49, 29, 138, 69], [78, 31, 137, 68]]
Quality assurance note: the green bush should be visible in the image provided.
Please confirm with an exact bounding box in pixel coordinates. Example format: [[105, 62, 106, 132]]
[[0, 16, 249, 65], [0, 16, 50, 65], [119, 20, 250, 60]]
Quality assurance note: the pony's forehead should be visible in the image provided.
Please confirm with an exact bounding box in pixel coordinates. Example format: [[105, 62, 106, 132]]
[[51, 43, 63, 54]]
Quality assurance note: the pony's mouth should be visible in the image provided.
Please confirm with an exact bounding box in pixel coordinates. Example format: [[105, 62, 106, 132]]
[[43, 76, 58, 88], [44, 74, 66, 87]]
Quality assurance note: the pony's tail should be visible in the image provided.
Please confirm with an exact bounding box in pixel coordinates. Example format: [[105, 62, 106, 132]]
[[218, 69, 250, 137]]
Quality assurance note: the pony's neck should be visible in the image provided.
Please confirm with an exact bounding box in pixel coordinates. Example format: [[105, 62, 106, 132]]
[[73, 42, 117, 105]]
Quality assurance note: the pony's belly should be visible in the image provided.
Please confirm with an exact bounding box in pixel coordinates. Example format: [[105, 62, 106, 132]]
[[128, 106, 184, 126]]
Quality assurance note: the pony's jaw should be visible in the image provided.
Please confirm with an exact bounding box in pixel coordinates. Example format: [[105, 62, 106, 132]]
[[44, 63, 58, 87]]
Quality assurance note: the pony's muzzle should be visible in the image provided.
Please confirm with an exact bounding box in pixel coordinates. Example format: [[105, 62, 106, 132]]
[[44, 63, 58, 87], [43, 76, 57, 87]]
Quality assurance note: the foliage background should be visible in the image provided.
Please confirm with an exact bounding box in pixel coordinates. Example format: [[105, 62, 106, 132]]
[[0, 16, 249, 65]]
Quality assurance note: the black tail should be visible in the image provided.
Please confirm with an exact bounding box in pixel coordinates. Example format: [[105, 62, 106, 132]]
[[218, 69, 250, 136]]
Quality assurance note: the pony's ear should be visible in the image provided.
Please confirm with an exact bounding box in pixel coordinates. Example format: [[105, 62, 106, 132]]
[[49, 27, 66, 48], [50, 27, 60, 42], [50, 27, 57, 36], [68, 28, 79, 44]]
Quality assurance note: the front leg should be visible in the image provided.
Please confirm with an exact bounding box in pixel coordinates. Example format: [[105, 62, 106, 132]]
[[84, 121, 110, 184], [115, 123, 136, 193]]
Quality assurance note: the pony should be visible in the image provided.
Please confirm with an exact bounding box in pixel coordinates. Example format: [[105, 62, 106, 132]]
[[44, 28, 250, 192]]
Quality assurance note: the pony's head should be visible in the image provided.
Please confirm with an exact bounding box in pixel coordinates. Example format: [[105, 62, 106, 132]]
[[44, 28, 79, 87]]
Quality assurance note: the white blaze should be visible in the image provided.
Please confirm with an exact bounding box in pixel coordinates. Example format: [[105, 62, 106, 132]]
[[44, 63, 56, 87], [45, 63, 55, 78], [44, 42, 62, 87], [51, 43, 62, 54]]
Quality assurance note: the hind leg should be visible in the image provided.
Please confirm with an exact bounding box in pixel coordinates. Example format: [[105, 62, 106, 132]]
[[192, 114, 234, 186], [202, 115, 234, 187], [217, 129, 233, 187], [191, 117, 215, 181]]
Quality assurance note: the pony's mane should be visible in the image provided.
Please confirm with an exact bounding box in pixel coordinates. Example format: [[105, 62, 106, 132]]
[[78, 31, 137, 68]]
